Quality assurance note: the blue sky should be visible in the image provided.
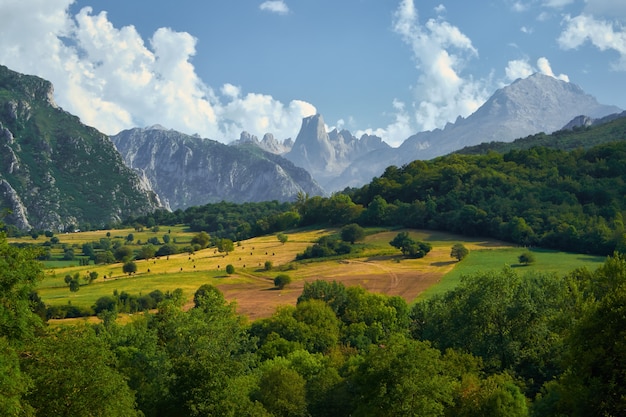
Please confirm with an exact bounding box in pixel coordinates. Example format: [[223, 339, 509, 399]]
[[0, 0, 625, 146]]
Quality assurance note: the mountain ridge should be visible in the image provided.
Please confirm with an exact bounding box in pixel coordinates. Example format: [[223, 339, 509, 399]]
[[323, 73, 621, 191], [111, 127, 326, 210]]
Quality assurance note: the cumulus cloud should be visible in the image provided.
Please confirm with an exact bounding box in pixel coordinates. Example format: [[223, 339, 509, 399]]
[[386, 0, 488, 138], [505, 59, 534, 80], [259, 1, 289, 15], [505, 57, 569, 81], [355, 99, 414, 148], [0, 0, 313, 142], [558, 14, 626, 70]]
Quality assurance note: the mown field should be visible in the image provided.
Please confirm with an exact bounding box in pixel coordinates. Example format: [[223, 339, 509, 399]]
[[17, 227, 606, 321]]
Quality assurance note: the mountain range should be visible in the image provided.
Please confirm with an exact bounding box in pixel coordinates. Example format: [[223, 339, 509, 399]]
[[279, 73, 621, 191], [111, 126, 325, 210], [0, 64, 623, 232]]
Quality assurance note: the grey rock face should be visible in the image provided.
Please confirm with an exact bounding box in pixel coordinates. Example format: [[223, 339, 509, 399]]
[[111, 127, 325, 210], [284, 114, 390, 191], [0, 179, 31, 230]]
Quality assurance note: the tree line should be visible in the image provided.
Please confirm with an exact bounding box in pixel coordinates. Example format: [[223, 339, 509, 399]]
[[118, 141, 626, 257], [2, 228, 625, 416]]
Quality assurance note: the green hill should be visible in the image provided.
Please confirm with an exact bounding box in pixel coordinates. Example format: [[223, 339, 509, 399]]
[[455, 113, 626, 155]]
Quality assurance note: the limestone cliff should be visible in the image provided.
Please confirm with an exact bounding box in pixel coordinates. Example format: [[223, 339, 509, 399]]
[[111, 126, 326, 210]]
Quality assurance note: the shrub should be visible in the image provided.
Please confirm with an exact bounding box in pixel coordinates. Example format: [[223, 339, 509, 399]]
[[518, 251, 535, 265], [226, 264, 235, 274], [274, 274, 292, 289]]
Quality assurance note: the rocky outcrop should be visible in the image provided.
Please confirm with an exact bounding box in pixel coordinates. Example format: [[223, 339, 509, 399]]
[[284, 114, 390, 191], [0, 65, 161, 231], [0, 179, 31, 230], [231, 131, 293, 154], [111, 126, 325, 210]]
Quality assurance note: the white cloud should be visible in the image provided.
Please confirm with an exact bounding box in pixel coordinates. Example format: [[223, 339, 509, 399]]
[[583, 0, 626, 20], [558, 14, 626, 70], [389, 0, 488, 136], [434, 4, 446, 14], [259, 1, 289, 15], [505, 57, 569, 81], [0, 0, 314, 142], [537, 57, 570, 81], [505, 59, 534, 80]]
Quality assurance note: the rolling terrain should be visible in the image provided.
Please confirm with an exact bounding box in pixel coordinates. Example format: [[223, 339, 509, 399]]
[[26, 227, 604, 320]]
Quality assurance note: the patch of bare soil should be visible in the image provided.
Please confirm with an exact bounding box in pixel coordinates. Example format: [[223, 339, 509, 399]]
[[217, 256, 454, 321]]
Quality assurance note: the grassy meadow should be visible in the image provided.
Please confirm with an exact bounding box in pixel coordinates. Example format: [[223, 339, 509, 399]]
[[14, 227, 606, 320]]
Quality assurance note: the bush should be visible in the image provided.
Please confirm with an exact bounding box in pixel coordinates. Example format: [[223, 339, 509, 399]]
[[450, 243, 469, 261], [341, 223, 365, 244], [274, 274, 292, 289], [518, 251, 535, 265], [264, 260, 273, 271], [225, 264, 235, 274]]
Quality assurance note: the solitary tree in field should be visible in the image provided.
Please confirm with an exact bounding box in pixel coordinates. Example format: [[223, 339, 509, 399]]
[[450, 243, 469, 261], [139, 244, 156, 261], [518, 251, 535, 265], [217, 238, 235, 255], [225, 264, 235, 275], [123, 261, 137, 276], [274, 274, 292, 290], [191, 231, 210, 248]]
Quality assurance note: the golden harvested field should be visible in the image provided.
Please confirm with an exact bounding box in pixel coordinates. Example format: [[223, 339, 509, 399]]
[[34, 228, 518, 320]]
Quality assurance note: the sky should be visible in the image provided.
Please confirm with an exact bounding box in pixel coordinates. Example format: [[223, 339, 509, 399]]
[[0, 0, 625, 147]]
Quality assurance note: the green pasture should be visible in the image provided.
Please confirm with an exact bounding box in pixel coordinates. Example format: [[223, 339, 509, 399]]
[[418, 247, 606, 300]]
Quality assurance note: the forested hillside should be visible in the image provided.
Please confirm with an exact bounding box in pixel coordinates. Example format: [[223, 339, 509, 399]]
[[2, 227, 626, 416], [347, 141, 626, 255], [456, 113, 626, 155], [121, 139, 626, 257]]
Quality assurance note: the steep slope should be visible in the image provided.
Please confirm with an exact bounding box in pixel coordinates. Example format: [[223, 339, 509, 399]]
[[0, 65, 160, 232], [284, 114, 390, 190], [111, 126, 325, 210], [333, 73, 621, 190], [455, 112, 626, 155]]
